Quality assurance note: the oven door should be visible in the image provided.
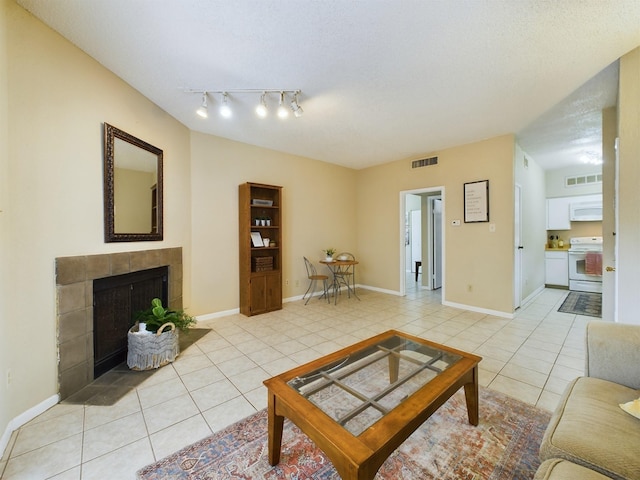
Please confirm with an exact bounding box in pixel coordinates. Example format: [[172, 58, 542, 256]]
[[568, 251, 602, 281]]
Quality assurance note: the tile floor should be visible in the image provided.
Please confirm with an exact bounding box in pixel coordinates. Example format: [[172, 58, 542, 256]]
[[0, 281, 593, 479]]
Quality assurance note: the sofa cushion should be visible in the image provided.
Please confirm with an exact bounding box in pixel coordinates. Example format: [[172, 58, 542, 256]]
[[540, 377, 640, 480], [534, 459, 614, 480]]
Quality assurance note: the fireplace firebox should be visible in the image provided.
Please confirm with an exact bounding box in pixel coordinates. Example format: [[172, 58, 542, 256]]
[[93, 266, 168, 378]]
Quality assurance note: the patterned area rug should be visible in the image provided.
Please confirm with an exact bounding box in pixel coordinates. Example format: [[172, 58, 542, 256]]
[[558, 291, 602, 317], [137, 388, 550, 479]]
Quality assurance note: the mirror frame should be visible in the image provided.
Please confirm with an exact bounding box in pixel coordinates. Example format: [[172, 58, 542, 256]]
[[103, 123, 163, 242]]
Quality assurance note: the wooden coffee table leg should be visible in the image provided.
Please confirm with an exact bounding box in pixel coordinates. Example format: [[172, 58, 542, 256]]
[[463, 366, 479, 426], [267, 392, 284, 465]]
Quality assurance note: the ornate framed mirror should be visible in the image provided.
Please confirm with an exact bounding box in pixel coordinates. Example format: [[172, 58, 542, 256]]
[[103, 123, 163, 242]]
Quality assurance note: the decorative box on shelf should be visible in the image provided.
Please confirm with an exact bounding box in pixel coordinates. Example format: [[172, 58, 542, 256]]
[[252, 199, 273, 206], [253, 256, 274, 272]]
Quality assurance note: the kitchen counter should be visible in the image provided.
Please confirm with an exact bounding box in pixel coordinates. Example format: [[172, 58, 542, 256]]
[[545, 245, 570, 251]]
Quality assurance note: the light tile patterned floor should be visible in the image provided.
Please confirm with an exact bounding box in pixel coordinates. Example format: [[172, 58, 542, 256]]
[[0, 282, 592, 479]]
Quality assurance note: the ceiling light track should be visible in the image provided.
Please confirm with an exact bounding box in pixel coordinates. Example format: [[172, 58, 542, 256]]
[[183, 89, 303, 120]]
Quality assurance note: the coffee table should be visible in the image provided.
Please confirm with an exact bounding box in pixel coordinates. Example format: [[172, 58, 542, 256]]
[[263, 330, 482, 480]]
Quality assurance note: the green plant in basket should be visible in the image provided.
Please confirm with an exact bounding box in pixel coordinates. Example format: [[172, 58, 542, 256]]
[[135, 298, 196, 333], [324, 248, 336, 257]]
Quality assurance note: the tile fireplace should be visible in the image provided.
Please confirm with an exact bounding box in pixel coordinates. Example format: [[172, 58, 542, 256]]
[[55, 247, 182, 399]]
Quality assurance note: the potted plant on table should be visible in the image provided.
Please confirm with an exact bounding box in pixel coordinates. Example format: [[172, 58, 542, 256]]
[[127, 298, 196, 371], [324, 248, 336, 262]]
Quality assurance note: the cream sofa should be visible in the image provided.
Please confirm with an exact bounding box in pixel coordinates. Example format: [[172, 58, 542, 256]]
[[536, 321, 640, 480]]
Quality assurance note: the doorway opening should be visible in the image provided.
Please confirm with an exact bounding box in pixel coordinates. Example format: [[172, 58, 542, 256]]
[[400, 187, 445, 298]]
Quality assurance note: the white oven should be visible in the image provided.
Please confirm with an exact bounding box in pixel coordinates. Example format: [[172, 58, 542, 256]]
[[568, 237, 603, 293]]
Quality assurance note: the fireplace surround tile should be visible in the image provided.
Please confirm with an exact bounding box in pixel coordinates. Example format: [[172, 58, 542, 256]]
[[56, 256, 86, 285], [56, 247, 182, 399], [86, 254, 111, 279]]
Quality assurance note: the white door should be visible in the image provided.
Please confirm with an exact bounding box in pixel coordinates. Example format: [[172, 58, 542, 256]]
[[602, 138, 619, 321], [514, 184, 522, 309], [410, 210, 422, 273], [432, 198, 443, 289]]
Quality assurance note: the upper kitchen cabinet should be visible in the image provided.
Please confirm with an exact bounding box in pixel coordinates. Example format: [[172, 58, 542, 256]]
[[546, 194, 603, 230], [546, 197, 572, 230]]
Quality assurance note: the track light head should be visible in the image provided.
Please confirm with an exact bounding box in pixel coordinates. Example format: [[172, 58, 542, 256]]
[[290, 92, 303, 118], [196, 92, 208, 118], [277, 92, 289, 119], [219, 92, 232, 118], [256, 93, 268, 118]]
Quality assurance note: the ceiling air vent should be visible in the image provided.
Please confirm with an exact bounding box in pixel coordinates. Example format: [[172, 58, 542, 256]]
[[412, 156, 438, 168], [565, 173, 602, 187]]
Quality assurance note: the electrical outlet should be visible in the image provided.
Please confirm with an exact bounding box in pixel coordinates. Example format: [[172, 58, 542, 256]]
[[295, 280, 299, 287], [467, 284, 473, 292], [285, 279, 290, 286], [6, 369, 11, 386]]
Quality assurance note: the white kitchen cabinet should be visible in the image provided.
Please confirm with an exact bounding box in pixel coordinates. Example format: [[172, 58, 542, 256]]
[[546, 197, 572, 230], [545, 251, 568, 286]]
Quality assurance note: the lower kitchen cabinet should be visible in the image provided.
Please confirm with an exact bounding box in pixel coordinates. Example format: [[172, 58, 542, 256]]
[[545, 251, 568, 286]]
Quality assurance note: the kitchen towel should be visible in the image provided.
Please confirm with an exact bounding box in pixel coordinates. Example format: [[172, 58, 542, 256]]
[[585, 251, 603, 275]]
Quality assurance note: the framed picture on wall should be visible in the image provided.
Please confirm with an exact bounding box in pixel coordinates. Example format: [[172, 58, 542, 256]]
[[464, 180, 489, 223]]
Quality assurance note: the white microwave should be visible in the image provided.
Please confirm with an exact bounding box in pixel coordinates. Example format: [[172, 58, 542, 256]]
[[570, 201, 602, 221]]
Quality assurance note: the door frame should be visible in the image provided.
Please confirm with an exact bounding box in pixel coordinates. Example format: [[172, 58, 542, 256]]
[[429, 196, 443, 290], [399, 187, 445, 297], [514, 183, 523, 309]]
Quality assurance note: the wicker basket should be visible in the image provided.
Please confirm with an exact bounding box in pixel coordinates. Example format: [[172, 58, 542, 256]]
[[127, 322, 180, 371]]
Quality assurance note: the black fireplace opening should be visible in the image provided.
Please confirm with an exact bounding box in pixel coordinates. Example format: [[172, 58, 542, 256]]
[[93, 266, 168, 378]]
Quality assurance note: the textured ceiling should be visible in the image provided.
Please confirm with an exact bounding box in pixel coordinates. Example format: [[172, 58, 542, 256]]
[[16, 1, 640, 170]]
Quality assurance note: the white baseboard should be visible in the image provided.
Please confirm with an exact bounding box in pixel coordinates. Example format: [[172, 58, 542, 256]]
[[442, 300, 514, 319], [520, 285, 546, 308], [1, 394, 59, 457], [195, 308, 239, 322], [357, 285, 402, 296]]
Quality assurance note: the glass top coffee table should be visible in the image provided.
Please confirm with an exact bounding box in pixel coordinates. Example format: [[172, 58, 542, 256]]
[[263, 330, 482, 480]]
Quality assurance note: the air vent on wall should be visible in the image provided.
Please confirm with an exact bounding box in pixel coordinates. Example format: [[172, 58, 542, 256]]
[[412, 156, 438, 168], [565, 174, 602, 187]]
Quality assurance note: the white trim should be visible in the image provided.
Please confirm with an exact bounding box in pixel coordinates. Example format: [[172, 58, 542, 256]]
[[284, 294, 305, 303], [0, 394, 60, 456], [356, 285, 402, 296], [195, 308, 239, 322], [442, 300, 514, 319], [521, 285, 545, 307]]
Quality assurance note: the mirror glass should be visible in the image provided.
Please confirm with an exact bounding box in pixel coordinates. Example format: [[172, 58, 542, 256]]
[[104, 123, 163, 242]]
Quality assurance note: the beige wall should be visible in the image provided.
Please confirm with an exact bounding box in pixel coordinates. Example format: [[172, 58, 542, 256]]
[[617, 47, 640, 323], [1, 0, 191, 442], [189, 132, 357, 315], [356, 135, 516, 314]]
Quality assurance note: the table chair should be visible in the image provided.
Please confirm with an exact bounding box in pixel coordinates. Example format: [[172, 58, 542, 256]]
[[334, 252, 356, 298], [303, 256, 329, 305]]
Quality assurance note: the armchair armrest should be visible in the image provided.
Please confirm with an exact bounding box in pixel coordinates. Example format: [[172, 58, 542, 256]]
[[585, 321, 640, 389]]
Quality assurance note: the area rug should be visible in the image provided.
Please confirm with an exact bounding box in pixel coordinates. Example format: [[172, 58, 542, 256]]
[[558, 291, 602, 317], [137, 387, 550, 479]]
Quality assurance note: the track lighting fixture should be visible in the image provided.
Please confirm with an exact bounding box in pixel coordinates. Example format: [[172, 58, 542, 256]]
[[277, 92, 289, 119], [290, 92, 304, 118], [185, 88, 303, 120], [196, 92, 208, 118], [219, 92, 232, 118], [256, 92, 268, 118]]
